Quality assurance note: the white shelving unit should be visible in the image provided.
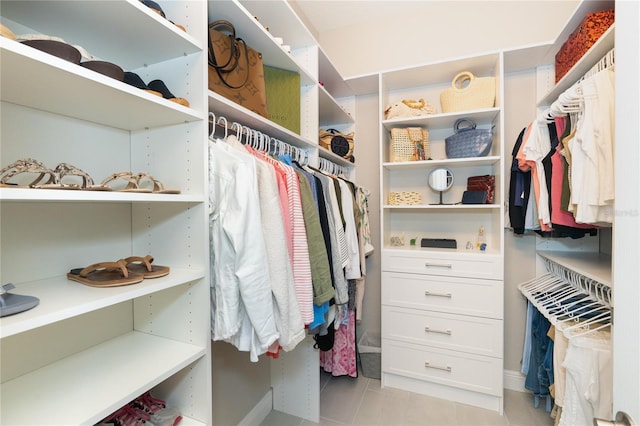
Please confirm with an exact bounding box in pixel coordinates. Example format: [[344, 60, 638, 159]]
[[378, 51, 505, 413], [504, 0, 616, 289], [207, 1, 356, 423], [208, 0, 355, 170], [0, 0, 211, 424], [379, 53, 504, 255]]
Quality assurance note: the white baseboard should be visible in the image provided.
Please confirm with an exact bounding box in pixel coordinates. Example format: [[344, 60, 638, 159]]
[[504, 369, 526, 392], [238, 390, 273, 426]]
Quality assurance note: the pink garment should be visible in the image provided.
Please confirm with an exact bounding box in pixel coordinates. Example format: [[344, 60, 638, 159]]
[[551, 144, 596, 229], [319, 310, 357, 377], [248, 149, 314, 324], [246, 147, 292, 257]]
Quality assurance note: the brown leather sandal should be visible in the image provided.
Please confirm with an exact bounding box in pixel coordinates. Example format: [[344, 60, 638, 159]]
[[124, 255, 170, 278], [67, 259, 144, 287]]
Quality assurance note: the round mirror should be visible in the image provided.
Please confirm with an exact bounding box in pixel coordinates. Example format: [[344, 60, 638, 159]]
[[428, 168, 454, 205]]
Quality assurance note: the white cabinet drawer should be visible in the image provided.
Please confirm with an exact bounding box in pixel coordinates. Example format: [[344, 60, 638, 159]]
[[382, 339, 502, 396], [382, 306, 503, 357], [382, 272, 503, 319], [382, 249, 503, 280]]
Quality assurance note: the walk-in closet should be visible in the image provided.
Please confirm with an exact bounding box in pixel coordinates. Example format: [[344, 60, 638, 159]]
[[1, 0, 638, 425]]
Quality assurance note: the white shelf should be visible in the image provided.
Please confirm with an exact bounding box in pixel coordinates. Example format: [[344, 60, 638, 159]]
[[0, 40, 203, 131], [384, 204, 500, 211], [319, 85, 354, 127], [0, 187, 201, 203], [318, 146, 354, 167], [381, 53, 500, 91], [503, 41, 556, 74], [541, 0, 615, 65], [208, 92, 316, 149], [0, 331, 205, 425], [537, 25, 615, 106], [537, 250, 612, 288], [504, 0, 614, 76], [1, 0, 210, 422], [345, 73, 379, 96], [238, 0, 317, 51], [0, 187, 204, 203], [0, 0, 202, 70], [382, 246, 502, 258], [318, 47, 354, 99], [383, 156, 500, 170], [0, 269, 205, 338], [382, 108, 500, 131]]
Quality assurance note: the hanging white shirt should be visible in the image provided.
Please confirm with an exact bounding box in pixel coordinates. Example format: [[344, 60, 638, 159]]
[[208, 138, 279, 361]]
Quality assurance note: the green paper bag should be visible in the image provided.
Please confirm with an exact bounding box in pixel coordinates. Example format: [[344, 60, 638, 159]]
[[264, 66, 300, 134]]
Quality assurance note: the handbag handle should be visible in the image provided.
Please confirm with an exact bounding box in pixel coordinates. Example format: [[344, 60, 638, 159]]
[[208, 20, 237, 70], [405, 128, 425, 142], [402, 99, 426, 110], [451, 71, 475, 92], [208, 20, 251, 90], [453, 118, 477, 133]]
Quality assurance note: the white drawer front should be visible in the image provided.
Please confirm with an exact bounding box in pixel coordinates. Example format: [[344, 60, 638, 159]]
[[382, 339, 502, 396], [382, 272, 503, 319], [382, 250, 503, 280], [382, 306, 503, 357]]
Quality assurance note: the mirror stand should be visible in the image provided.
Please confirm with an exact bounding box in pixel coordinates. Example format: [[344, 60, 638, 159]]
[[428, 168, 454, 205]]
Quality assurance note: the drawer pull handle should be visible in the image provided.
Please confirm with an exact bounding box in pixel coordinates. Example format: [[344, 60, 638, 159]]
[[424, 326, 452, 335], [424, 291, 452, 298], [425, 262, 452, 269], [424, 362, 452, 372]]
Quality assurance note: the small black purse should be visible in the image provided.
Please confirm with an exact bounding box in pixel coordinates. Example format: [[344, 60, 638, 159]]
[[461, 190, 488, 204]]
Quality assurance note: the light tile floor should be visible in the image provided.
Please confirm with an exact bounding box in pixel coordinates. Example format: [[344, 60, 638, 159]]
[[260, 371, 555, 426]]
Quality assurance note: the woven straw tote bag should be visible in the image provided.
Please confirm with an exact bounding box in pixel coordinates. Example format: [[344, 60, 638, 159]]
[[440, 71, 496, 113], [390, 127, 429, 162]]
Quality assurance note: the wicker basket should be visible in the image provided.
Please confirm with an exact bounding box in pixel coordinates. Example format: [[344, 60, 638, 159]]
[[555, 9, 614, 82], [390, 127, 429, 162], [388, 191, 422, 205], [440, 71, 496, 113]]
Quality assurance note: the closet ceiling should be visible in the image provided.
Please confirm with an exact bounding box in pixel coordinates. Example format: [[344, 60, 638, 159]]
[[290, 1, 425, 32], [290, 0, 572, 34]]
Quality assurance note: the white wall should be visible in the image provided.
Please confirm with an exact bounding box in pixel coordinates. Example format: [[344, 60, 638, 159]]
[[313, 1, 580, 78], [353, 93, 383, 334]]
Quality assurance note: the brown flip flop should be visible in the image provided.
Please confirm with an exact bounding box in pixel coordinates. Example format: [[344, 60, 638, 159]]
[[67, 259, 144, 287], [124, 255, 170, 279]]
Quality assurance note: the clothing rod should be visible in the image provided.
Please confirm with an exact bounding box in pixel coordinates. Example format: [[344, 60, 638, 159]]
[[545, 48, 615, 120], [541, 256, 612, 307], [208, 112, 348, 176], [580, 47, 615, 83], [518, 257, 612, 339], [208, 112, 311, 166]]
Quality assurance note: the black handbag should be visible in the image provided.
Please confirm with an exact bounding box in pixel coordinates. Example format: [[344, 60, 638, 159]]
[[461, 190, 489, 204], [319, 129, 355, 162], [445, 118, 493, 158]]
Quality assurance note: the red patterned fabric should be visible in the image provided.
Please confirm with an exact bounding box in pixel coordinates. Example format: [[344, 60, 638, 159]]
[[319, 310, 357, 377]]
